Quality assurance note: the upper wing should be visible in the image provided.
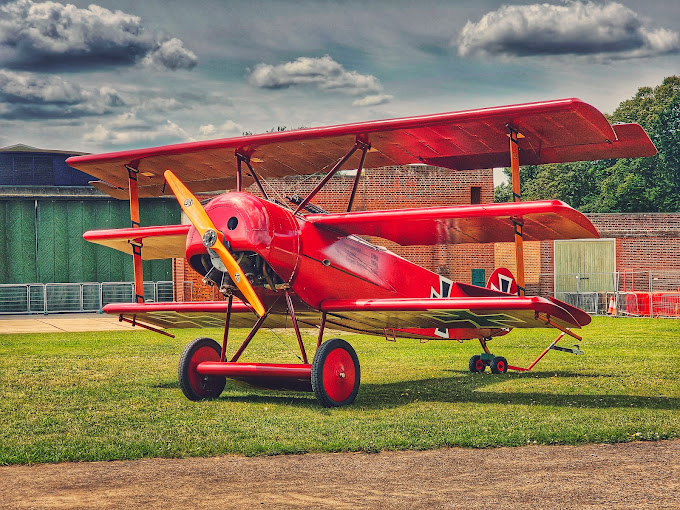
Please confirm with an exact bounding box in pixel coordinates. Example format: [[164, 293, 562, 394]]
[[305, 199, 598, 245], [84, 224, 190, 259], [66, 98, 656, 198]]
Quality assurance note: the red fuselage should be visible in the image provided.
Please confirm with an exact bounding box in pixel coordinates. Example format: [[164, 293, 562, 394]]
[[184, 193, 448, 310]]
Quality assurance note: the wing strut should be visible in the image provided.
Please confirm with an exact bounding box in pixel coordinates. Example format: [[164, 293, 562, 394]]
[[237, 153, 269, 200], [294, 139, 370, 215], [508, 126, 526, 296], [125, 164, 145, 303], [347, 143, 369, 212]]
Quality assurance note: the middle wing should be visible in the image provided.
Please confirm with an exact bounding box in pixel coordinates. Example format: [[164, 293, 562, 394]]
[[305, 200, 598, 245], [83, 224, 190, 259]]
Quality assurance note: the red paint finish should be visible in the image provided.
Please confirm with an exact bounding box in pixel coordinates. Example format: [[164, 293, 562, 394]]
[[188, 345, 222, 398], [105, 301, 238, 314], [75, 99, 657, 341], [84, 224, 190, 241], [306, 200, 599, 246], [322, 349, 356, 402], [102, 193, 591, 339], [291, 215, 443, 309], [66, 98, 656, 199], [184, 192, 300, 283], [196, 362, 312, 380]]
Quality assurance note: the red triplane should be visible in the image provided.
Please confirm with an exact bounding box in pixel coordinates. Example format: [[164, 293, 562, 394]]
[[67, 98, 656, 407]]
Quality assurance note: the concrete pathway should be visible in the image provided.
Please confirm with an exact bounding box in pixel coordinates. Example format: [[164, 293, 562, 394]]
[[0, 313, 138, 334]]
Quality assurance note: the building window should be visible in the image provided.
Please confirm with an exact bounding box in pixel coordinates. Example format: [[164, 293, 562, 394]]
[[471, 268, 486, 286], [471, 186, 481, 204]]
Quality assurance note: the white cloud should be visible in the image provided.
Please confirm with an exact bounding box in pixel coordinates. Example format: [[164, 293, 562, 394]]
[[84, 118, 192, 145], [0, 0, 197, 71], [457, 1, 680, 60], [0, 69, 124, 118], [135, 96, 183, 113], [198, 120, 244, 138], [248, 55, 383, 96], [140, 38, 198, 71], [352, 94, 394, 107]]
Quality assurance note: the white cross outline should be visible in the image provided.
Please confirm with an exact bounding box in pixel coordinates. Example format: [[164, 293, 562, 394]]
[[430, 275, 454, 338], [490, 273, 514, 294]]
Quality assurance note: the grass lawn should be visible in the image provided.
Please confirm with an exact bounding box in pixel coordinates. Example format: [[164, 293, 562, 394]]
[[1, 316, 679, 465]]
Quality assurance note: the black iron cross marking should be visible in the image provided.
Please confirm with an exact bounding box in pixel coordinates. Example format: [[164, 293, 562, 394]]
[[424, 309, 523, 329], [431, 275, 454, 337]]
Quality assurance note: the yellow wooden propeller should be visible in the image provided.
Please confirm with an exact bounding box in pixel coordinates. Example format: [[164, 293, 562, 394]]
[[164, 170, 265, 317]]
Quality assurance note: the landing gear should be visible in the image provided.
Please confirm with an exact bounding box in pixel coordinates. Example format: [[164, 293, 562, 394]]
[[468, 337, 508, 375], [311, 338, 361, 408], [178, 337, 227, 400], [468, 353, 508, 374]]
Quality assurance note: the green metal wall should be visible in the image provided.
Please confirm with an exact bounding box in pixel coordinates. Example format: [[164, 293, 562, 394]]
[[0, 198, 179, 284]]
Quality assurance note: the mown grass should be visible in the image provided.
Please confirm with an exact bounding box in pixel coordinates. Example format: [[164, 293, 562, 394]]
[[1, 316, 679, 465]]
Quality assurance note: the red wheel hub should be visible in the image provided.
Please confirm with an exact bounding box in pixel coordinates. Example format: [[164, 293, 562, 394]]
[[188, 346, 221, 397], [497, 360, 506, 372], [475, 359, 485, 371], [322, 348, 356, 402]]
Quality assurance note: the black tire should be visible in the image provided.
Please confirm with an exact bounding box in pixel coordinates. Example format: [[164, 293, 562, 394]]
[[469, 354, 486, 373], [490, 355, 508, 375], [311, 338, 360, 408], [178, 337, 226, 401]]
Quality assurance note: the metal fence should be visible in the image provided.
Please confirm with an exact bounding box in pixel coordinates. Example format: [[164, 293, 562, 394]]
[[0, 281, 174, 314], [3, 272, 680, 317], [545, 271, 680, 317]]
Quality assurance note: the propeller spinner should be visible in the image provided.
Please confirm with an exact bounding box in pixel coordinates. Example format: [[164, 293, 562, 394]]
[[164, 170, 266, 317]]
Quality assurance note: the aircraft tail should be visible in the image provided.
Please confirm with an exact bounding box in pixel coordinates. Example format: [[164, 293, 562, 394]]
[[486, 268, 519, 295]]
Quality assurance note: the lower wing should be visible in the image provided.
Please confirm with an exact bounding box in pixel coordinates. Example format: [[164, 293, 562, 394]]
[[320, 294, 590, 340], [103, 301, 318, 330]]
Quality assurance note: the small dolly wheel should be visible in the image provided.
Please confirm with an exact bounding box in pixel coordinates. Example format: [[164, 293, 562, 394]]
[[469, 354, 486, 373], [490, 356, 508, 374]]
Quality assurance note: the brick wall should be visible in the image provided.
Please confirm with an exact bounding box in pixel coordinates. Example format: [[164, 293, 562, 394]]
[[173, 165, 494, 300], [536, 213, 680, 294]]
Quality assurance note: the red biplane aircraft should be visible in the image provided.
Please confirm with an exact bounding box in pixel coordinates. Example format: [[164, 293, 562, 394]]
[[67, 98, 656, 407]]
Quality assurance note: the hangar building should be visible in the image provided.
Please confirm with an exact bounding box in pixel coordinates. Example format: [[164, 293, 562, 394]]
[[0, 144, 178, 313]]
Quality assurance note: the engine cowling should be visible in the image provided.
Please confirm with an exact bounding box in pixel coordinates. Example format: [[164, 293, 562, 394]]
[[185, 193, 301, 287]]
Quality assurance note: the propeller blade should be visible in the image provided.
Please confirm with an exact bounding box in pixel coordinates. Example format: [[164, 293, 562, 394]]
[[164, 170, 266, 317]]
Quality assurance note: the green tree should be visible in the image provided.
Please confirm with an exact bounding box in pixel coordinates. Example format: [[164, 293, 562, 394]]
[[494, 76, 680, 213]]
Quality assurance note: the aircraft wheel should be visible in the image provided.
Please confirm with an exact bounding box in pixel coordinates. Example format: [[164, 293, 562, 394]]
[[490, 356, 508, 375], [178, 337, 226, 401], [311, 338, 360, 408], [469, 354, 486, 373]]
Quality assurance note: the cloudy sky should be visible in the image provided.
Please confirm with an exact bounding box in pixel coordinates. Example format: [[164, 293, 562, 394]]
[[0, 0, 678, 154]]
